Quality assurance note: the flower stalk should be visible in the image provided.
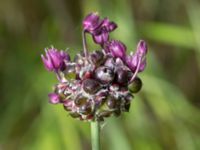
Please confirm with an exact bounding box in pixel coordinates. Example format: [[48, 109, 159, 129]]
[[82, 30, 88, 58], [91, 121, 100, 150]]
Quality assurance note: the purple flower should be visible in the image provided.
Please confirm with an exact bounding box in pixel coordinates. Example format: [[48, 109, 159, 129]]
[[92, 28, 109, 45], [136, 40, 148, 56], [60, 50, 70, 71], [83, 13, 117, 46], [48, 93, 60, 104], [106, 40, 126, 59], [101, 18, 117, 32], [125, 40, 147, 72], [60, 50, 70, 61], [83, 12, 102, 34], [41, 48, 70, 71]]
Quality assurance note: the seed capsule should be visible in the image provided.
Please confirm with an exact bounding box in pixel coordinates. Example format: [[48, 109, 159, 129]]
[[83, 79, 101, 94], [90, 50, 105, 66], [95, 66, 114, 84], [128, 77, 142, 93]]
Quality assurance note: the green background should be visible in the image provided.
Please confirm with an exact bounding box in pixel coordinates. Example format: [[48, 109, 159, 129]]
[[0, 0, 200, 150]]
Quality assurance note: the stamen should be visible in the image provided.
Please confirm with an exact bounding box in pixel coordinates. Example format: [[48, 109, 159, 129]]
[[129, 56, 142, 83]]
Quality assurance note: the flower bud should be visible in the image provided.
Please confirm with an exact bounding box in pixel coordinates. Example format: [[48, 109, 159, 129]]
[[95, 66, 114, 84], [92, 30, 109, 45], [102, 18, 117, 32], [125, 40, 147, 73], [60, 50, 70, 61], [41, 48, 63, 71], [83, 12, 101, 34], [106, 40, 126, 59], [136, 40, 148, 56], [125, 54, 146, 72], [128, 77, 142, 93], [139, 59, 146, 72], [63, 100, 73, 111], [48, 93, 60, 104]]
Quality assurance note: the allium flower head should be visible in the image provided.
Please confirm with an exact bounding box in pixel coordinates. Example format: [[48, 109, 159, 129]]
[[42, 12, 148, 122]]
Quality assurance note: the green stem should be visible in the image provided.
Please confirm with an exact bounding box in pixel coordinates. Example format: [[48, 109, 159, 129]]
[[91, 121, 100, 150]]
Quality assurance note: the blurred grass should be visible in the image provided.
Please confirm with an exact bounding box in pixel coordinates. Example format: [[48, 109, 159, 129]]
[[0, 0, 200, 150]]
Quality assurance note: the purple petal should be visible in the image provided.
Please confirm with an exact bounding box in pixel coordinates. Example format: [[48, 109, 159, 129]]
[[139, 59, 146, 72], [48, 93, 60, 104], [107, 40, 126, 59], [125, 40, 147, 73], [102, 18, 117, 32], [83, 12, 101, 33], [41, 48, 67, 72], [48, 49, 62, 68], [126, 54, 138, 72], [60, 50, 70, 61], [41, 53, 54, 71], [92, 30, 109, 45], [136, 40, 148, 56]]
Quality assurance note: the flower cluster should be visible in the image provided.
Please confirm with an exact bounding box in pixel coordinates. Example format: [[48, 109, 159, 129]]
[[41, 13, 147, 121]]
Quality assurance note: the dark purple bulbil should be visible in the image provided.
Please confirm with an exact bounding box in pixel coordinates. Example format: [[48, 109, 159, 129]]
[[41, 12, 147, 121]]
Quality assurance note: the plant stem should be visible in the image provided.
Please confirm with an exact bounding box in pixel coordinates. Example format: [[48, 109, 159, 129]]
[[82, 30, 88, 58], [91, 121, 100, 150]]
